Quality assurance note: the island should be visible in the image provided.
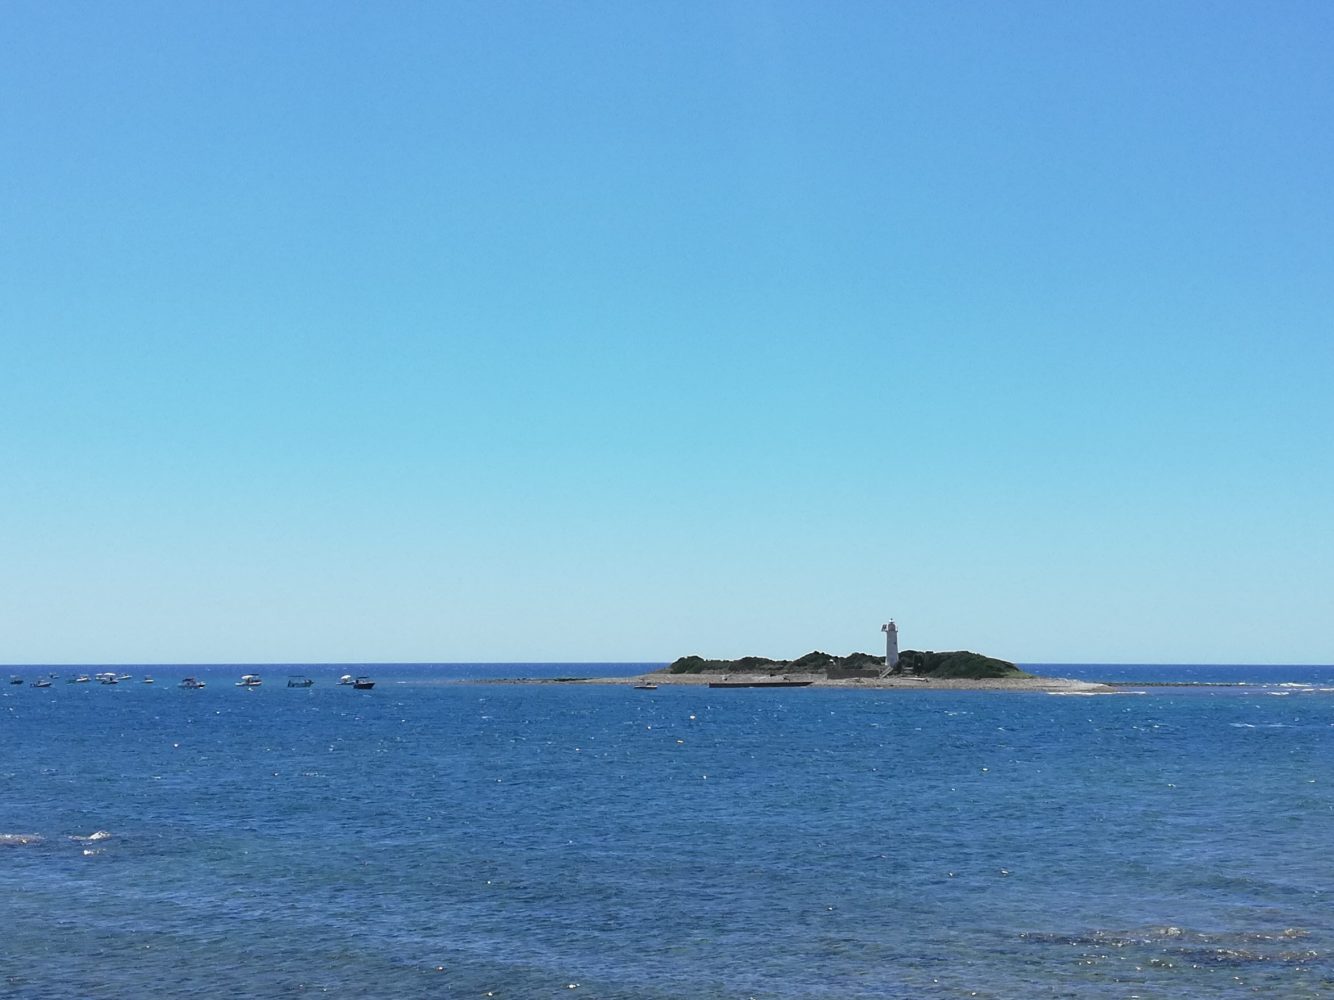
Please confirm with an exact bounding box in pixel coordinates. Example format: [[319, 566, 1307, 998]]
[[625, 649, 1111, 692], [469, 649, 1114, 693], [666, 649, 1028, 680]]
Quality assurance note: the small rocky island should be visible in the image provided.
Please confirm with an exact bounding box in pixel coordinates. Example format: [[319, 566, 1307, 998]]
[[475, 621, 1113, 693], [667, 649, 1028, 680]]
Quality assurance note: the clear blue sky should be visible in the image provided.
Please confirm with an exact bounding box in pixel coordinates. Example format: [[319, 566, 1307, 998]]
[[3, 2, 1331, 664]]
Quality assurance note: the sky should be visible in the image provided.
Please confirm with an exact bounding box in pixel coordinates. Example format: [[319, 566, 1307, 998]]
[[2, 2, 1332, 664]]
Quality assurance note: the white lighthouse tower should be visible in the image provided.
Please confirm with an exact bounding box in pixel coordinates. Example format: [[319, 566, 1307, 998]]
[[882, 620, 899, 673]]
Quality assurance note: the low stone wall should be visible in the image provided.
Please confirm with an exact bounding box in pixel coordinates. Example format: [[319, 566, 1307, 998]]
[[825, 665, 883, 680]]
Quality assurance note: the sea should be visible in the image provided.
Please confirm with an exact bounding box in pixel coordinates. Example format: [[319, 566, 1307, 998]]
[[3, 662, 1332, 999]]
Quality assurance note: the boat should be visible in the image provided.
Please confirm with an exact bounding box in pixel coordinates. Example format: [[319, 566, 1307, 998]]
[[287, 676, 315, 688], [30, 678, 51, 688], [633, 683, 659, 690], [180, 677, 206, 689], [96, 672, 118, 685], [338, 674, 354, 685], [116, 673, 132, 682], [68, 674, 91, 684], [351, 677, 375, 690], [143, 676, 155, 684], [236, 674, 262, 688], [707, 679, 814, 688], [8, 675, 22, 685]]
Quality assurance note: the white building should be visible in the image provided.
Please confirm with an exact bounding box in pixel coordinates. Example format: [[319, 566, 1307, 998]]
[[882, 620, 899, 671]]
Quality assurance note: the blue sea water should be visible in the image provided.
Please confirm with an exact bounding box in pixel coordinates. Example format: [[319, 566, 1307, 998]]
[[3, 663, 1333, 999]]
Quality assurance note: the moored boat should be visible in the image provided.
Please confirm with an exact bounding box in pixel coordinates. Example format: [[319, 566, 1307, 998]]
[[30, 678, 51, 688], [351, 676, 375, 690], [633, 682, 659, 690], [287, 675, 315, 688], [180, 677, 206, 689], [8, 675, 22, 685], [236, 674, 262, 688]]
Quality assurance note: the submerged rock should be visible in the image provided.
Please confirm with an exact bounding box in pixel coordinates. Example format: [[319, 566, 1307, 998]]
[[0, 833, 44, 847]]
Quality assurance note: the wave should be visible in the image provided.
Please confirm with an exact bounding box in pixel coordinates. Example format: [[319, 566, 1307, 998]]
[[1020, 924, 1315, 966], [1, 830, 112, 847], [68, 830, 113, 843]]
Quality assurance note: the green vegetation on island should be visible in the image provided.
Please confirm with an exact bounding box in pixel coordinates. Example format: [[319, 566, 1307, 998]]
[[666, 649, 1029, 680], [892, 650, 1028, 679]]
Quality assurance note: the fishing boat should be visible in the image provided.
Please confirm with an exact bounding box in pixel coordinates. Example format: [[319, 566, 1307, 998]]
[[180, 677, 206, 689], [287, 675, 315, 688], [351, 677, 375, 690], [236, 674, 263, 688]]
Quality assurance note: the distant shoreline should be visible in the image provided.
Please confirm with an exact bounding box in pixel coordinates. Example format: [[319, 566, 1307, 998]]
[[468, 672, 1117, 693]]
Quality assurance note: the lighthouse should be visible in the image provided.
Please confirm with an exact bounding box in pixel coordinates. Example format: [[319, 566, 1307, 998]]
[[882, 620, 899, 672]]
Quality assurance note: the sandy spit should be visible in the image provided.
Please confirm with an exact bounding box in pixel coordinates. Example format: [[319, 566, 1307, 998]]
[[471, 673, 1116, 693]]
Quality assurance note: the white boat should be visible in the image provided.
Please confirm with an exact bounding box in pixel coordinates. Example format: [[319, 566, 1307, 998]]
[[96, 672, 118, 685], [116, 673, 132, 682], [338, 674, 354, 685], [143, 676, 155, 684], [236, 674, 262, 688], [68, 674, 92, 684], [30, 678, 52, 688]]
